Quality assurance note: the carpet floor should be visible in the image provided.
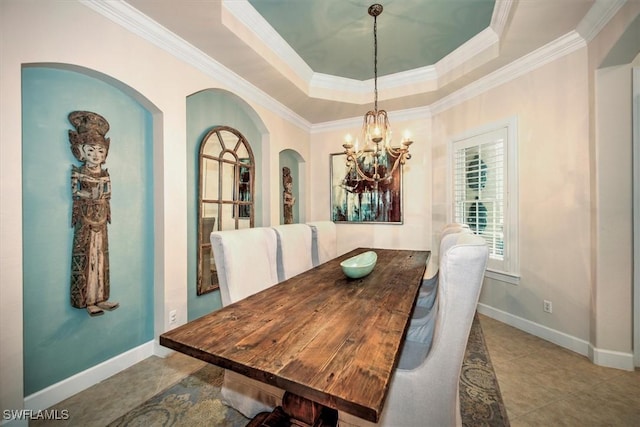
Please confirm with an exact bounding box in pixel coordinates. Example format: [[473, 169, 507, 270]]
[[109, 314, 509, 427]]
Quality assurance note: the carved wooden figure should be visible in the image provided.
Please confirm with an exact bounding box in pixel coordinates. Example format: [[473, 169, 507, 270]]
[[282, 166, 295, 224], [68, 111, 119, 316]]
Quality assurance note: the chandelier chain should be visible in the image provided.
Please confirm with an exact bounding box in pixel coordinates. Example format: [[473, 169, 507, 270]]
[[373, 13, 378, 113]]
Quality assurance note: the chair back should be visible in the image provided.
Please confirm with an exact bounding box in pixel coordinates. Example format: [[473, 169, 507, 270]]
[[210, 227, 279, 306], [272, 224, 314, 281], [439, 224, 471, 245], [307, 221, 337, 266], [421, 224, 472, 293], [443, 222, 470, 231], [426, 222, 469, 273]]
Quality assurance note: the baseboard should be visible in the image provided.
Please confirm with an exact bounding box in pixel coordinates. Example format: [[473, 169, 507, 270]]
[[477, 303, 634, 371], [589, 345, 635, 371], [24, 340, 155, 411]]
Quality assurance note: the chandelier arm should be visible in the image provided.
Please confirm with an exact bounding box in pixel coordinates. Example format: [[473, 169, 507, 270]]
[[346, 153, 378, 183], [386, 146, 402, 156], [387, 154, 404, 177]]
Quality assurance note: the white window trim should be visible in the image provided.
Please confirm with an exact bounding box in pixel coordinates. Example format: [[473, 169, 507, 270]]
[[447, 116, 519, 283], [486, 269, 520, 285]]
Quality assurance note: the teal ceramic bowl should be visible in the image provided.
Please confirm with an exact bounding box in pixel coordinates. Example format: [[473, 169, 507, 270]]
[[340, 251, 377, 279]]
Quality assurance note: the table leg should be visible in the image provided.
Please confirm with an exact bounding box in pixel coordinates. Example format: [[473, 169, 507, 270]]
[[247, 406, 290, 427], [282, 392, 338, 427], [247, 392, 338, 427]]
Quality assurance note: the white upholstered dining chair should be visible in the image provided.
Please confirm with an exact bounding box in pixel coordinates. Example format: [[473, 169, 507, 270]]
[[339, 232, 489, 427], [307, 221, 337, 266], [272, 224, 314, 281], [210, 227, 285, 417]]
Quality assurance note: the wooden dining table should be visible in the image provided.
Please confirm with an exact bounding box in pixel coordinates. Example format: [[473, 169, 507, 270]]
[[160, 247, 429, 426]]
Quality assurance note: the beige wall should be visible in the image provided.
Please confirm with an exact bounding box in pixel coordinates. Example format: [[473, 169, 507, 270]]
[[431, 50, 593, 341]]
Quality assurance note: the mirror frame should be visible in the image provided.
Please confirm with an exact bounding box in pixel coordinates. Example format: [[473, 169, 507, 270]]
[[197, 126, 255, 295]]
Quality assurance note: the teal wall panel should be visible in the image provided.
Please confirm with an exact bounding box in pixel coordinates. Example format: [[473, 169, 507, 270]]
[[279, 150, 301, 225], [21, 66, 154, 395], [186, 89, 266, 320]]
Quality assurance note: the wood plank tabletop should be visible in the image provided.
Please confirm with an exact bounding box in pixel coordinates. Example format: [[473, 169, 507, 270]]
[[160, 248, 429, 422]]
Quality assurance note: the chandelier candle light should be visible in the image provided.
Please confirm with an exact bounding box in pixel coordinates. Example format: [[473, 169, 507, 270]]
[[342, 3, 413, 185]]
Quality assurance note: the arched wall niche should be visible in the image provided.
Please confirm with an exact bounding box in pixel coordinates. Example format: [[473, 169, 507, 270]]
[[186, 88, 271, 320], [21, 62, 159, 395], [279, 149, 306, 224]]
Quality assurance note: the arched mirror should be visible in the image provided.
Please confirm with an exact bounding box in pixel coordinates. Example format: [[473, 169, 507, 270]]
[[197, 126, 255, 295]]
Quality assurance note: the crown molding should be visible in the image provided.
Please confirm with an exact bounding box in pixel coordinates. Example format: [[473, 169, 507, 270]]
[[311, 105, 431, 134], [307, 73, 373, 105], [434, 27, 500, 90], [80, 0, 312, 131], [222, 0, 311, 79], [221, 0, 313, 92], [437, 27, 500, 78], [308, 65, 441, 105], [576, 0, 627, 42], [430, 31, 587, 115], [491, 0, 514, 36], [310, 116, 362, 134]]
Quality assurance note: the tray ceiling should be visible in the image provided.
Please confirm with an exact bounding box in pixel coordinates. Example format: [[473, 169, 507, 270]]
[[112, 0, 609, 124]]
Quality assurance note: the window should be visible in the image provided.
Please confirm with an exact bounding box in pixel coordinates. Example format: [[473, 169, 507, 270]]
[[450, 118, 519, 283]]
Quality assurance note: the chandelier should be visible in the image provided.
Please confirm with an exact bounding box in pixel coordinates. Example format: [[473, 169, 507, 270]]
[[342, 3, 412, 185]]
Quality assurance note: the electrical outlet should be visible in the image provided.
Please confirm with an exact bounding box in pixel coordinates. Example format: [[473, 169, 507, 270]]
[[169, 310, 177, 324], [543, 300, 552, 314]]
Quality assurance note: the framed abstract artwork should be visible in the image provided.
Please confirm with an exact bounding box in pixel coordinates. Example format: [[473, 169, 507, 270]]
[[330, 152, 403, 224]]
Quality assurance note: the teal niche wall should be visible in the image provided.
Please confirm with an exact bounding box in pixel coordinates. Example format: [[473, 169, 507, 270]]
[[22, 66, 154, 395], [279, 149, 303, 225], [186, 88, 268, 321]]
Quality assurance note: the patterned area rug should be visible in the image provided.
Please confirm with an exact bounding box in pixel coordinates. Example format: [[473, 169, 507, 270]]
[[108, 366, 248, 427], [111, 315, 508, 427], [460, 315, 510, 427]]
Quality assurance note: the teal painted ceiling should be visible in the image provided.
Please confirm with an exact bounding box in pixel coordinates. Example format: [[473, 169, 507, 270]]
[[248, 0, 495, 80]]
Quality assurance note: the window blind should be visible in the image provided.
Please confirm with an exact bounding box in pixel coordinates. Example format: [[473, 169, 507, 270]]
[[453, 138, 505, 260]]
